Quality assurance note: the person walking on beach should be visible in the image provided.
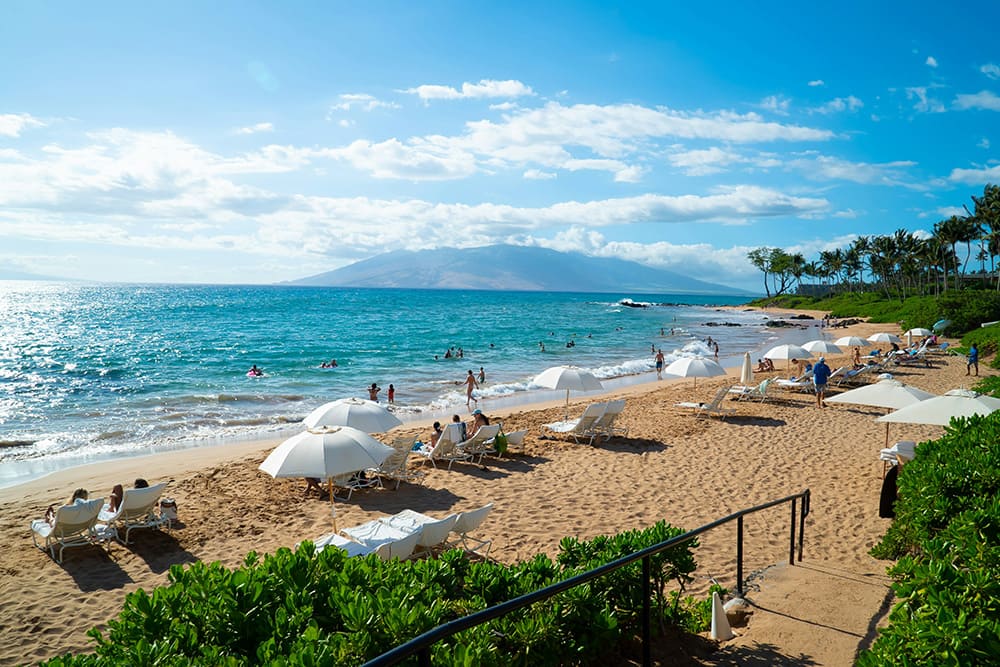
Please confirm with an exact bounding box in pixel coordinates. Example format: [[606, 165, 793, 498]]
[[368, 383, 381, 402], [463, 370, 479, 408], [655, 348, 665, 380], [713, 340, 720, 359], [967, 344, 979, 376], [812, 357, 832, 408], [387, 384, 395, 404]]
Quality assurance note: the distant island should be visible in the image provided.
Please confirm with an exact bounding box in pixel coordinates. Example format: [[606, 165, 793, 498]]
[[286, 245, 751, 295]]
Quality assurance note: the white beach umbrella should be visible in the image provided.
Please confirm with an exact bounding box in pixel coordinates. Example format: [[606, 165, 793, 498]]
[[905, 328, 934, 337], [834, 336, 870, 348], [827, 379, 936, 446], [763, 344, 812, 370], [876, 389, 1000, 426], [868, 332, 902, 344], [802, 340, 843, 355], [303, 397, 402, 434], [259, 426, 395, 526], [739, 352, 754, 386], [533, 366, 604, 417], [903, 327, 934, 347], [664, 356, 727, 388]]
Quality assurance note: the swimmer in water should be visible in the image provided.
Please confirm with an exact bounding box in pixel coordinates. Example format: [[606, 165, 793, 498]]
[[248, 364, 263, 376]]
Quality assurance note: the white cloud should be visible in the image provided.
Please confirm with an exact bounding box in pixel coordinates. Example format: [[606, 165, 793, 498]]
[[668, 147, 744, 176], [981, 63, 1000, 80], [807, 79, 825, 87], [788, 154, 917, 187], [327, 93, 400, 114], [979, 137, 991, 149], [949, 163, 1000, 184], [760, 95, 790, 115], [402, 79, 535, 101], [489, 102, 518, 111], [338, 119, 354, 128], [954, 90, 1000, 111], [523, 169, 556, 180], [235, 122, 274, 135], [936, 206, 966, 217], [906, 87, 946, 113], [925, 56, 938, 68], [811, 96, 864, 114], [316, 102, 834, 182], [0, 113, 46, 137]]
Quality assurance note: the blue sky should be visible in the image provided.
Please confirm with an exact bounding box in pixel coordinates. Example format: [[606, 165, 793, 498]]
[[2, 1, 998, 288]]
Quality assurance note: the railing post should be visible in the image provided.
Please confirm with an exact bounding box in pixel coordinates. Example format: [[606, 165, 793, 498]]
[[642, 555, 651, 667], [789, 497, 797, 566], [736, 515, 744, 597], [418, 648, 431, 667], [798, 490, 807, 562]]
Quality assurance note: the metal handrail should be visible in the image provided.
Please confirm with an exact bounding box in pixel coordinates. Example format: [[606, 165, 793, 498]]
[[364, 488, 810, 667]]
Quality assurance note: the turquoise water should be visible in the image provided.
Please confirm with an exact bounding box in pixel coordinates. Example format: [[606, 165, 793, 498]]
[[0, 282, 775, 485]]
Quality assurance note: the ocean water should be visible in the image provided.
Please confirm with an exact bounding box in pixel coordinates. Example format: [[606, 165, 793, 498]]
[[0, 282, 781, 486]]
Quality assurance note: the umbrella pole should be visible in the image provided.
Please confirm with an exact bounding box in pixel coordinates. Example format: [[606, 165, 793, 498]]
[[328, 478, 338, 533], [564, 389, 570, 419]]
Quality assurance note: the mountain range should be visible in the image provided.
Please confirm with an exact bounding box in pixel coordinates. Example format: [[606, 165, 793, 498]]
[[288, 245, 749, 295]]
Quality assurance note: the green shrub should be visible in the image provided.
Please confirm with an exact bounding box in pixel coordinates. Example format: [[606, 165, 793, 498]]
[[43, 522, 711, 666], [862, 414, 1000, 664]]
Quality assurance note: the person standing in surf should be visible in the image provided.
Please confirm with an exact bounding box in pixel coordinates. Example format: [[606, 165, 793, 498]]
[[463, 369, 479, 408]]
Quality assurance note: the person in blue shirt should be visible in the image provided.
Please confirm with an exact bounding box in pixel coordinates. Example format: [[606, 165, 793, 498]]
[[967, 344, 979, 376], [812, 357, 832, 408]]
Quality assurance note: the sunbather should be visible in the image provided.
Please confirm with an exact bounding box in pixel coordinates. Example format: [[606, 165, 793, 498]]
[[108, 478, 149, 512], [45, 488, 89, 525]]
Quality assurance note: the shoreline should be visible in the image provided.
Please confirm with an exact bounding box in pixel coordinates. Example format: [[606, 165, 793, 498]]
[[2, 308, 825, 492]]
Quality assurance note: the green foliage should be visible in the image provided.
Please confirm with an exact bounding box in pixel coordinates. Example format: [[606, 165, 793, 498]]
[[963, 323, 1000, 370], [748, 289, 1000, 337], [42, 523, 710, 666], [862, 414, 1000, 664]]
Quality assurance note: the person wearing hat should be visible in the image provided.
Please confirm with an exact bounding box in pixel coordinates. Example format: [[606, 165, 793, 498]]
[[469, 408, 490, 435], [812, 356, 832, 408]]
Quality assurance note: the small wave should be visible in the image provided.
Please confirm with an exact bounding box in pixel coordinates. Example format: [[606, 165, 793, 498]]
[[93, 430, 128, 441]]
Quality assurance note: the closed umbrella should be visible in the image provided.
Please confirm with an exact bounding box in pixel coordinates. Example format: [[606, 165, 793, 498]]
[[259, 426, 395, 527], [664, 356, 727, 388], [763, 344, 812, 370], [739, 352, 754, 386], [303, 397, 402, 434], [834, 336, 870, 348], [802, 340, 843, 355], [533, 366, 604, 418], [827, 379, 935, 446], [877, 389, 1000, 426]]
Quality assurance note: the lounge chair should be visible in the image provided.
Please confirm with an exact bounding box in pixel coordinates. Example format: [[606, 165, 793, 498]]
[[675, 385, 736, 420], [380, 509, 460, 556], [729, 379, 772, 402], [97, 482, 170, 544], [313, 532, 377, 558], [369, 437, 426, 490], [543, 402, 606, 444], [457, 424, 501, 463], [31, 498, 114, 563], [503, 429, 528, 451], [414, 423, 473, 470], [444, 503, 494, 558], [592, 399, 628, 440], [341, 519, 421, 560], [331, 472, 382, 500]]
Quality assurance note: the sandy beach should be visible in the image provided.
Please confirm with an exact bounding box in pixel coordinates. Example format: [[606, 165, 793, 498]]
[[0, 313, 982, 665]]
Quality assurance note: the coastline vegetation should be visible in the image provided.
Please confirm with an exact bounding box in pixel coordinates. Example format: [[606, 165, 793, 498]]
[[41, 522, 721, 666], [862, 415, 1000, 665]]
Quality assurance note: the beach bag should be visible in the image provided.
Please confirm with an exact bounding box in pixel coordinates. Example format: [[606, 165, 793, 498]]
[[493, 429, 509, 455], [159, 498, 178, 521]]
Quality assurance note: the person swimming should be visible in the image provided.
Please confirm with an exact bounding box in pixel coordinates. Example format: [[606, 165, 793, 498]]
[[248, 364, 263, 377]]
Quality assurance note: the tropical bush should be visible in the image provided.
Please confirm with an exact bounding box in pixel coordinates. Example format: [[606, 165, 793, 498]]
[[862, 414, 1000, 664], [749, 289, 1000, 336], [42, 522, 712, 666]]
